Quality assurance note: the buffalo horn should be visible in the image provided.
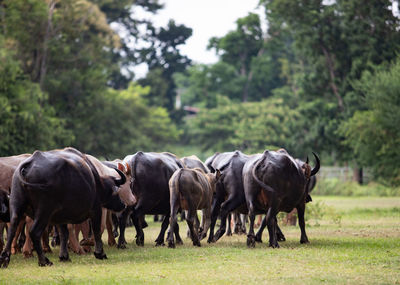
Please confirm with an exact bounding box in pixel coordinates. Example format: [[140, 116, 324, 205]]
[[310, 152, 320, 176], [114, 168, 127, 186]]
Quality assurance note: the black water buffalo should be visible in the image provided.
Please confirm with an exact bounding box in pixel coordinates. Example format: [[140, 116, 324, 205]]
[[254, 158, 317, 242], [0, 147, 128, 268], [167, 168, 220, 248], [205, 151, 251, 243], [243, 149, 320, 248], [124, 151, 184, 246]]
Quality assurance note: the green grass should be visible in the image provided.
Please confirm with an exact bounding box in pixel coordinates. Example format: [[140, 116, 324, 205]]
[[1, 196, 400, 284]]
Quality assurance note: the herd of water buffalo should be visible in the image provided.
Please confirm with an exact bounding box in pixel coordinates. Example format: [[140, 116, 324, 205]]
[[0, 147, 319, 268]]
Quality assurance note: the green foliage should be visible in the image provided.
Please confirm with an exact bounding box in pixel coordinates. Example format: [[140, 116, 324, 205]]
[[339, 59, 400, 186], [138, 20, 192, 111], [71, 83, 180, 158], [314, 178, 400, 197], [174, 63, 245, 108], [0, 37, 73, 156], [186, 97, 301, 154], [304, 200, 342, 227]]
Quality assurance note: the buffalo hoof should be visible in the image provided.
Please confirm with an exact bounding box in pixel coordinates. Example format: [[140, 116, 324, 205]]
[[255, 234, 263, 243], [213, 230, 224, 241], [94, 251, 107, 260], [300, 239, 310, 244], [38, 257, 53, 267], [193, 241, 201, 247], [80, 238, 94, 246], [113, 230, 119, 238], [117, 243, 126, 249], [155, 241, 165, 247], [198, 232, 207, 241], [23, 251, 33, 258], [277, 235, 286, 242], [43, 247, 52, 253], [168, 242, 175, 249], [136, 236, 144, 247], [269, 242, 280, 249], [0, 252, 11, 268], [59, 255, 71, 262], [175, 239, 183, 245], [246, 235, 256, 248]]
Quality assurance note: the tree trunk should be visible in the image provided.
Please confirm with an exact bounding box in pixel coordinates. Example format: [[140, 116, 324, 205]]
[[39, 0, 56, 90], [320, 44, 344, 111], [353, 165, 363, 185]]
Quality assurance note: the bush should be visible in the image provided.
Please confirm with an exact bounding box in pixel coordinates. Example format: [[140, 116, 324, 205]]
[[313, 178, 400, 196]]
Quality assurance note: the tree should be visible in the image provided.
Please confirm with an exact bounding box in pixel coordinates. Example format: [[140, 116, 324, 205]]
[[339, 59, 400, 186], [187, 97, 301, 155], [138, 20, 192, 111], [0, 36, 72, 155]]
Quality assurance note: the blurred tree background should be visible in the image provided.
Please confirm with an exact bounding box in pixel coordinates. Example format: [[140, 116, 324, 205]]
[[0, 0, 399, 186]]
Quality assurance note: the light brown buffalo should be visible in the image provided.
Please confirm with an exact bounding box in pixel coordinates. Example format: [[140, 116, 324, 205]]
[[167, 168, 220, 248]]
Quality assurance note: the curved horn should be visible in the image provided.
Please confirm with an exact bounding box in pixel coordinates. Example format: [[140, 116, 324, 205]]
[[310, 152, 320, 176], [306, 156, 309, 164], [113, 167, 126, 187]]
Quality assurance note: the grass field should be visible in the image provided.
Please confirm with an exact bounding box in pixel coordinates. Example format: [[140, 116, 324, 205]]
[[0, 196, 399, 284]]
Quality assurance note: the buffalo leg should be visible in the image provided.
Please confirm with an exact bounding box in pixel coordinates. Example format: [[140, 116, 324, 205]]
[[22, 217, 33, 258], [132, 212, 144, 246], [11, 219, 25, 254], [186, 208, 200, 247], [297, 204, 309, 244], [246, 201, 257, 248], [0, 223, 4, 252], [92, 206, 107, 260], [67, 224, 85, 254], [167, 202, 179, 248], [117, 208, 131, 249], [226, 213, 232, 236], [213, 197, 243, 242], [256, 216, 285, 243], [266, 196, 279, 248], [207, 194, 224, 243], [155, 215, 170, 246], [30, 216, 53, 266], [58, 224, 70, 262], [174, 218, 183, 245], [276, 220, 286, 242], [0, 207, 26, 268], [199, 208, 211, 241], [106, 211, 116, 246], [51, 225, 60, 247], [42, 226, 51, 253]]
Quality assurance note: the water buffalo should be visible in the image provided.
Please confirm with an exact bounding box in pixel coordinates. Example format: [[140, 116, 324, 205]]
[[0, 154, 31, 194], [167, 168, 220, 248], [124, 151, 184, 246], [254, 158, 318, 242], [205, 151, 251, 243], [182, 155, 210, 174], [0, 147, 128, 268], [243, 149, 320, 248]]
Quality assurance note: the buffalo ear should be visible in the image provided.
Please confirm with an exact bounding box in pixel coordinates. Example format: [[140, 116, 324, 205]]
[[117, 162, 126, 173]]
